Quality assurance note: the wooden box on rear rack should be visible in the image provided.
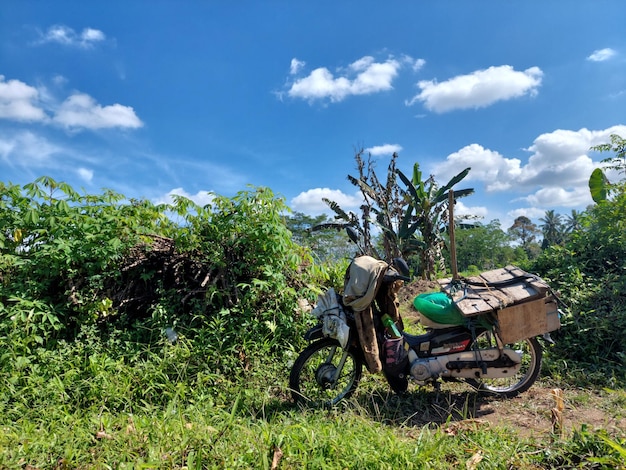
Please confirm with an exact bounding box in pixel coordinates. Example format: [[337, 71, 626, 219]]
[[495, 297, 561, 343], [438, 265, 561, 344]]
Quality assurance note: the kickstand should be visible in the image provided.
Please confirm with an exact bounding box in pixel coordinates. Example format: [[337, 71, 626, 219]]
[[432, 380, 442, 404]]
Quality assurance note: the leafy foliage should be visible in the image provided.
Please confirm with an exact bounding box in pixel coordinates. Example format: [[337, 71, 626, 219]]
[[0, 179, 314, 364], [446, 220, 524, 272], [589, 134, 626, 203], [0, 177, 170, 343], [396, 163, 473, 279], [533, 141, 626, 384], [320, 150, 473, 279], [286, 212, 357, 263], [589, 167, 610, 203], [0, 172, 625, 468]]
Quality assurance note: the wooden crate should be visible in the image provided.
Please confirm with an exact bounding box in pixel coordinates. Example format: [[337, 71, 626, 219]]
[[438, 265, 550, 317], [438, 265, 561, 342], [496, 298, 560, 343], [545, 299, 561, 333]]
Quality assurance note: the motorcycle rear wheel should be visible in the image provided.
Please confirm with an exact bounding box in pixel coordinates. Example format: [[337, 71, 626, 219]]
[[466, 332, 542, 398], [289, 338, 363, 407]]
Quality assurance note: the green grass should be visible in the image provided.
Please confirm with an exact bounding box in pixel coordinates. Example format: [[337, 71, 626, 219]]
[[1, 328, 625, 469], [0, 399, 552, 469]]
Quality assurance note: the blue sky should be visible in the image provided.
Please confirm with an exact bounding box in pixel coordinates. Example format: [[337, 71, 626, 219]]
[[1, 1, 625, 229]]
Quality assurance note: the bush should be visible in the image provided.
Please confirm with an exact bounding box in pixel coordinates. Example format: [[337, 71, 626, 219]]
[[532, 189, 626, 384], [0, 178, 317, 374]]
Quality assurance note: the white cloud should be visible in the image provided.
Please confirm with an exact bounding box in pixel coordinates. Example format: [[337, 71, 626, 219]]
[[0, 75, 143, 131], [0, 130, 61, 165], [0, 76, 47, 122], [52, 75, 68, 87], [77, 167, 94, 183], [290, 58, 305, 75], [404, 56, 426, 72], [287, 55, 404, 103], [366, 143, 403, 157], [453, 200, 488, 219], [408, 65, 543, 113], [433, 125, 626, 211], [520, 186, 591, 208], [433, 144, 522, 191], [291, 188, 361, 214], [521, 126, 626, 187], [507, 207, 546, 223], [81, 28, 105, 44], [53, 93, 143, 130], [587, 48, 617, 62], [36, 25, 106, 49]]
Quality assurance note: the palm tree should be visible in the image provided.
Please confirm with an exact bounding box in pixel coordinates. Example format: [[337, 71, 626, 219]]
[[539, 210, 564, 249], [564, 209, 583, 233]]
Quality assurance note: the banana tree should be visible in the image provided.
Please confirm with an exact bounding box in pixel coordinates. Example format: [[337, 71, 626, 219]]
[[396, 163, 474, 280], [589, 134, 626, 203], [317, 152, 474, 278], [316, 151, 403, 260]]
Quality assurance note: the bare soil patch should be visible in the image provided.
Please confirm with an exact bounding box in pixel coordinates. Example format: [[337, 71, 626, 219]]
[[458, 384, 626, 438]]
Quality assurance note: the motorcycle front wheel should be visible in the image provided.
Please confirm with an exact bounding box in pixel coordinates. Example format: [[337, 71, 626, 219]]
[[466, 332, 542, 398], [289, 338, 363, 407]]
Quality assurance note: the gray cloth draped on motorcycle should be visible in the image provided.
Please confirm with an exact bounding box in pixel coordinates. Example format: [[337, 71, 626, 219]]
[[309, 288, 350, 349], [343, 256, 390, 373]]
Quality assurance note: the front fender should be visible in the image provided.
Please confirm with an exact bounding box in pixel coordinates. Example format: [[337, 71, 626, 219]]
[[304, 324, 324, 342]]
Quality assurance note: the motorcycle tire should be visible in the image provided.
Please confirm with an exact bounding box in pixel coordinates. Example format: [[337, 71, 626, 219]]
[[465, 333, 542, 398], [289, 338, 363, 407]]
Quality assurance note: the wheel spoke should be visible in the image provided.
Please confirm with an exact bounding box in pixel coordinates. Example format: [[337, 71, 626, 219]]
[[466, 333, 542, 397], [290, 338, 363, 407]]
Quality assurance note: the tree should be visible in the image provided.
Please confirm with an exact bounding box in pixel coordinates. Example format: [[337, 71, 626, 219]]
[[321, 150, 474, 280], [396, 163, 474, 279], [564, 209, 583, 233], [508, 216, 541, 257], [319, 151, 402, 260], [589, 134, 626, 203], [285, 212, 355, 263], [539, 210, 564, 249], [450, 220, 516, 272]]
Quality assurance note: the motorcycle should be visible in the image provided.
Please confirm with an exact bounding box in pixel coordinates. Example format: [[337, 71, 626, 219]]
[[289, 229, 558, 407]]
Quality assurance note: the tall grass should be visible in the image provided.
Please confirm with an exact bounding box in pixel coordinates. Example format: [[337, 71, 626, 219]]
[[1, 326, 624, 469]]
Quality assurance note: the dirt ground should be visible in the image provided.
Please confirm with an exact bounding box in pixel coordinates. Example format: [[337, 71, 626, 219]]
[[395, 281, 626, 438], [469, 385, 626, 438]]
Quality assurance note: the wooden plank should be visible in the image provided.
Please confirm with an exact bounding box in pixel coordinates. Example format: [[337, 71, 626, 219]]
[[497, 298, 548, 343], [438, 265, 551, 317]]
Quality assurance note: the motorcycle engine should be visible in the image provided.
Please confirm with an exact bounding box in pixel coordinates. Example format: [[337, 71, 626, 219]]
[[410, 357, 446, 383]]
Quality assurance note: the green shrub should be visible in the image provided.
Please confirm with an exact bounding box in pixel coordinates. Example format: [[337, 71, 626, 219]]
[[533, 189, 626, 385]]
